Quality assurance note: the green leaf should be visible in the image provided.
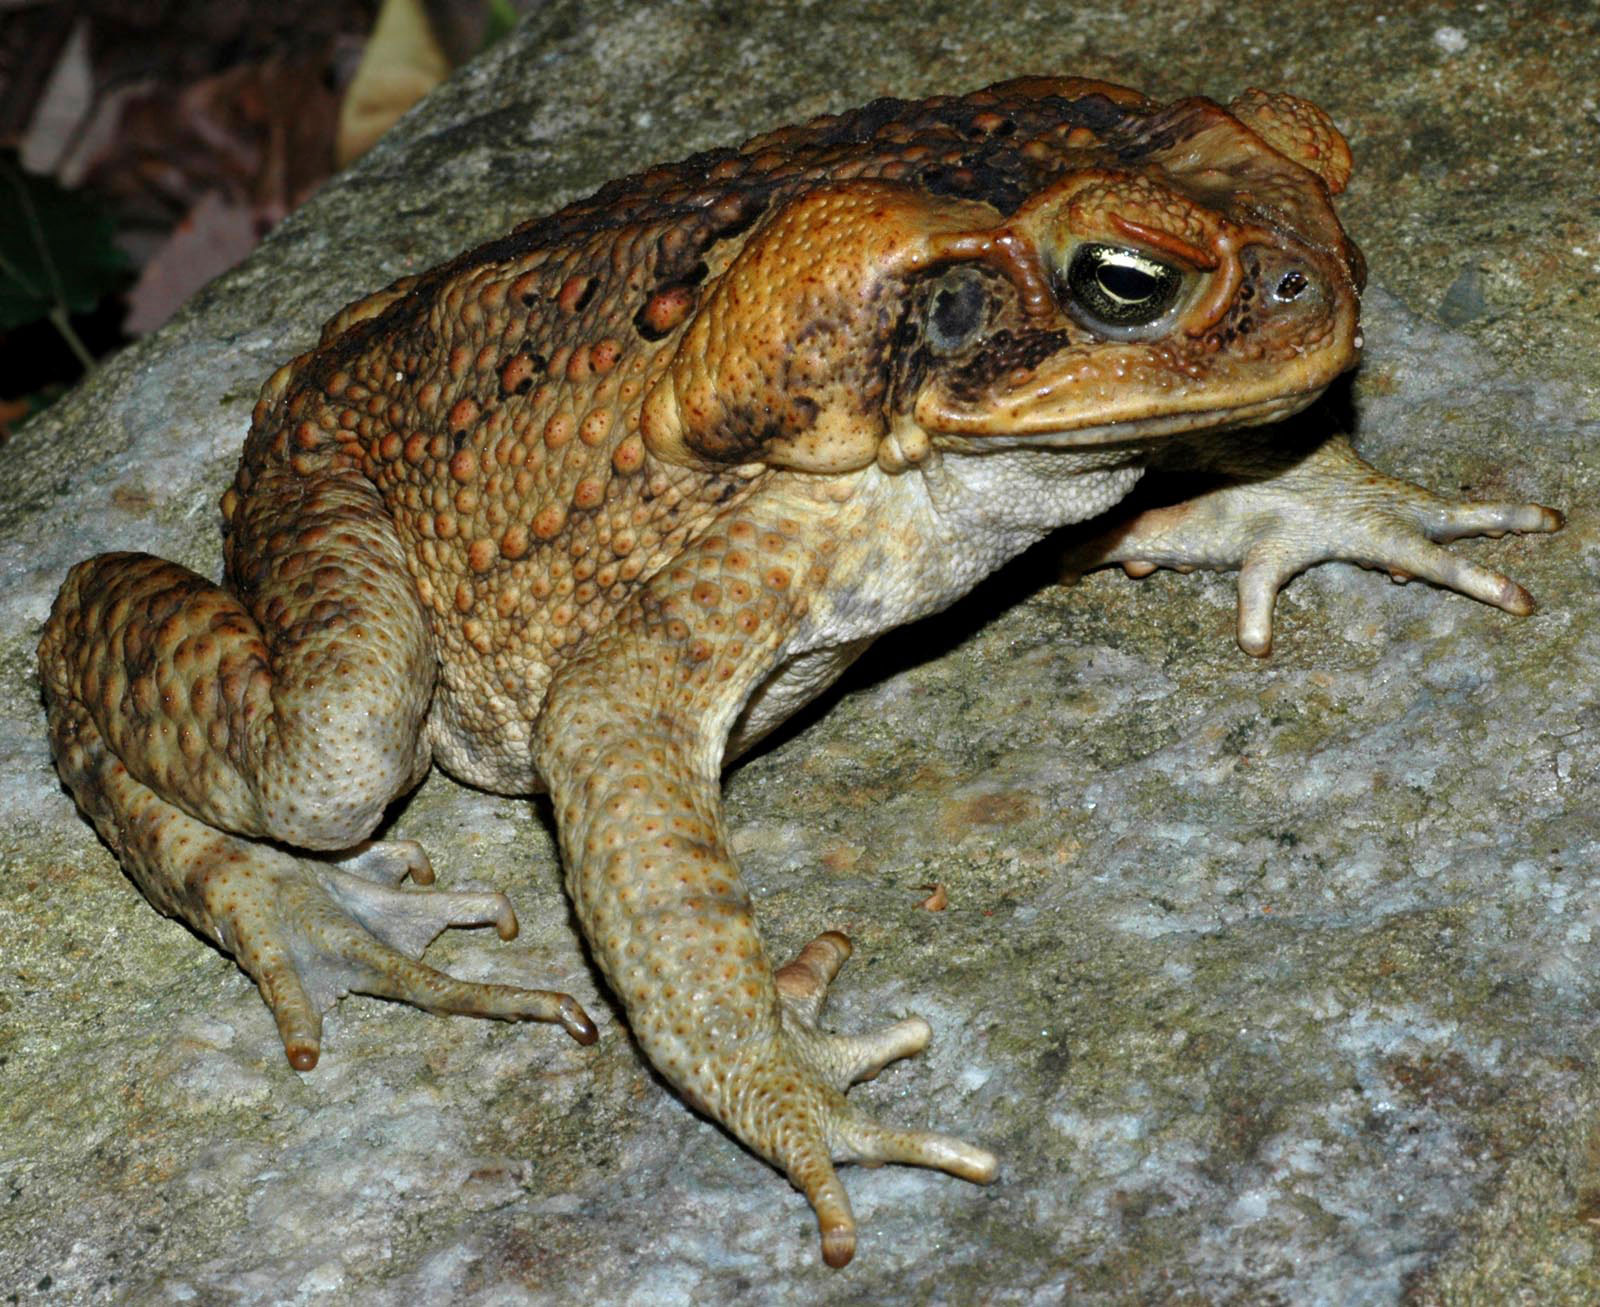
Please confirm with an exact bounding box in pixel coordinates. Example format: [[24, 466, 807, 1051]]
[[0, 152, 128, 332], [482, 0, 521, 49]]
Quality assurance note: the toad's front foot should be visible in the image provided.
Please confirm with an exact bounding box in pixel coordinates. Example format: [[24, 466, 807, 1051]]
[[201, 838, 596, 1069], [725, 932, 998, 1267], [1062, 434, 1562, 655]]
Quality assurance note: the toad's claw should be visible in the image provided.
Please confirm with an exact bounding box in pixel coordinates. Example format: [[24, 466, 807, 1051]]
[[202, 841, 597, 1070], [1061, 434, 1561, 656], [748, 932, 998, 1267], [333, 838, 437, 886]]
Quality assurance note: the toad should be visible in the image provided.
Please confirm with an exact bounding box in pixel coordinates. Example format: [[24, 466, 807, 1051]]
[[38, 78, 1560, 1266]]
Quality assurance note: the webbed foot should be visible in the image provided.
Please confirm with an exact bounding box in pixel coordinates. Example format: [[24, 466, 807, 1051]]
[[198, 838, 597, 1070]]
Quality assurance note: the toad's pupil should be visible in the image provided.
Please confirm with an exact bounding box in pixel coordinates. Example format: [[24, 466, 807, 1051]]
[[1276, 270, 1309, 300], [1099, 262, 1158, 302]]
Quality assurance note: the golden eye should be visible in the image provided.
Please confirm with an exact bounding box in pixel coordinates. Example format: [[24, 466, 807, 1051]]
[[1064, 244, 1184, 330]]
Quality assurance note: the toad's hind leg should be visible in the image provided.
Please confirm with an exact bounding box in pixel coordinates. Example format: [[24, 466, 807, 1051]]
[[38, 469, 594, 1068]]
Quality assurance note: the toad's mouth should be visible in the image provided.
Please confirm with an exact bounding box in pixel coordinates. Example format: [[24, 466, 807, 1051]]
[[915, 384, 1333, 456]]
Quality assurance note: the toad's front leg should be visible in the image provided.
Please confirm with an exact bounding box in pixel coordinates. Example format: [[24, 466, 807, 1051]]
[[1061, 432, 1561, 655], [534, 507, 995, 1267]]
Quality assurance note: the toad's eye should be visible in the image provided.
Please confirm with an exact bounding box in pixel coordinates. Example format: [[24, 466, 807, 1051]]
[[923, 267, 989, 355], [1063, 244, 1184, 332]]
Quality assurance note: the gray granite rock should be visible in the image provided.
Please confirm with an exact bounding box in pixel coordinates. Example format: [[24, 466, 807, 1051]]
[[2, 2, 1597, 1303]]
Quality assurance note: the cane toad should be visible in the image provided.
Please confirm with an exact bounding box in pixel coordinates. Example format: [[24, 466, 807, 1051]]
[[38, 78, 1560, 1266]]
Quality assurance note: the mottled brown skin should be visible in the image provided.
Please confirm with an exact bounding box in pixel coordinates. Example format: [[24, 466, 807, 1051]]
[[38, 78, 1560, 1266]]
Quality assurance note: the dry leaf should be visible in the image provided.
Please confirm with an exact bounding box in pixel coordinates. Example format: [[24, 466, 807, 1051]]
[[18, 16, 91, 174], [0, 393, 29, 443], [336, 0, 449, 167], [123, 190, 263, 333]]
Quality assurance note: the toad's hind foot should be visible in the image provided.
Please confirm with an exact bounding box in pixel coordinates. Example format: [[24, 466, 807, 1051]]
[[206, 839, 597, 1070], [758, 931, 998, 1268]]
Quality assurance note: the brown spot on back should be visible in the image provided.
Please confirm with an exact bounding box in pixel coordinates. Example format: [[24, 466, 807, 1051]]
[[557, 275, 597, 313], [500, 524, 529, 559], [612, 435, 646, 475], [499, 353, 544, 395], [573, 477, 606, 510], [533, 505, 566, 539], [635, 286, 696, 340]]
